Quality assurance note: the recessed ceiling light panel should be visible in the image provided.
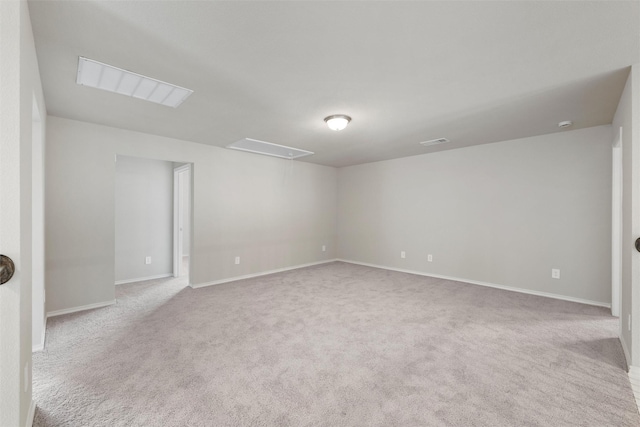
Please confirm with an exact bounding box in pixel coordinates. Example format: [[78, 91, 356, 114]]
[[558, 120, 573, 128], [227, 138, 314, 160], [419, 138, 450, 147], [76, 57, 193, 108]]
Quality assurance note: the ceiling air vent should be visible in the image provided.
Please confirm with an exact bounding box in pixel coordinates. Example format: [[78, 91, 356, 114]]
[[419, 138, 450, 147], [76, 57, 193, 108], [227, 138, 314, 160]]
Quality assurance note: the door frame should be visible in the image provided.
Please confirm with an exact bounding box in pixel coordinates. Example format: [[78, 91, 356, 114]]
[[612, 127, 623, 318], [173, 164, 191, 278], [31, 94, 45, 352]]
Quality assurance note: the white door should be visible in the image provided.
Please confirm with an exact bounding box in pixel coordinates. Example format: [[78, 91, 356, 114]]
[[0, 2, 34, 424]]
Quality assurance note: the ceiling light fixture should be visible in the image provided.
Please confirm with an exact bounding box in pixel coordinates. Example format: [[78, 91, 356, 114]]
[[558, 120, 573, 128], [76, 57, 193, 108], [324, 114, 351, 131]]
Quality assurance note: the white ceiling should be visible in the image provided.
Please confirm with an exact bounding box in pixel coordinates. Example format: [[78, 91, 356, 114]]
[[29, 1, 639, 168]]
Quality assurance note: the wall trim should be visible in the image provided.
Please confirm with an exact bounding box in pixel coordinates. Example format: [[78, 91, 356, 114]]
[[337, 259, 611, 308], [628, 366, 640, 412], [47, 300, 116, 318], [32, 317, 47, 352], [115, 273, 173, 285], [26, 400, 35, 427], [191, 259, 338, 289]]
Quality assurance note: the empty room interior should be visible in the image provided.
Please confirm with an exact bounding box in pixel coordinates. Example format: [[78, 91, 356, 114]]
[[3, 1, 640, 426]]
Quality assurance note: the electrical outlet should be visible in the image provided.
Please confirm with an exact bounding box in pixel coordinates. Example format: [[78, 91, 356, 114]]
[[322, 245, 326, 252], [400, 251, 406, 259], [551, 269, 560, 279], [427, 254, 433, 262], [145, 256, 151, 265], [235, 256, 240, 265]]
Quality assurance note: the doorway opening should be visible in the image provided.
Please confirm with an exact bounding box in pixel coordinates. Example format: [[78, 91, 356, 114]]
[[115, 156, 192, 286], [173, 164, 192, 279]]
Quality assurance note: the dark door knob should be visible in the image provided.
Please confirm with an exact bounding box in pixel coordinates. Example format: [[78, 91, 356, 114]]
[[636, 238, 640, 253], [0, 255, 15, 285]]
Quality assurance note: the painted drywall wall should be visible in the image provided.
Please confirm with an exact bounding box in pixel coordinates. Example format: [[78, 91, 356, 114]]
[[613, 65, 640, 366], [0, 1, 46, 425], [45, 116, 337, 313], [338, 125, 612, 305], [115, 156, 174, 283]]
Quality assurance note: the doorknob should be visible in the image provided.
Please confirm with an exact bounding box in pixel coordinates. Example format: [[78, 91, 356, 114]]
[[0, 255, 15, 285], [636, 238, 640, 253]]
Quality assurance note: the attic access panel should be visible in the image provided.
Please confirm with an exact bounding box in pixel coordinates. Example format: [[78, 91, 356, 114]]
[[227, 138, 314, 160]]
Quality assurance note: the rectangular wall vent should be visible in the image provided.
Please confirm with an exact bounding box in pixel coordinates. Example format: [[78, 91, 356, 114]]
[[76, 57, 193, 108], [419, 138, 450, 147], [227, 138, 314, 160]]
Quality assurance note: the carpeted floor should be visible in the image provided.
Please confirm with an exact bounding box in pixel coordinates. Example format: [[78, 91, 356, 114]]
[[33, 262, 639, 426]]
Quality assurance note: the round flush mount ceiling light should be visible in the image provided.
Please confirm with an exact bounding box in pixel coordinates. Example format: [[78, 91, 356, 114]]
[[558, 120, 573, 128], [324, 114, 351, 131]]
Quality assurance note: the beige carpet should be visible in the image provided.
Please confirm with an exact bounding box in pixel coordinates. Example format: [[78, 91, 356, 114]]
[[33, 262, 639, 426]]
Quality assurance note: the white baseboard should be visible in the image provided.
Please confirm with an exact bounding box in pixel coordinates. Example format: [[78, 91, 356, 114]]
[[26, 399, 36, 427], [191, 259, 338, 289], [337, 259, 611, 308], [47, 299, 116, 318], [628, 366, 640, 412], [115, 273, 173, 285], [32, 317, 47, 352]]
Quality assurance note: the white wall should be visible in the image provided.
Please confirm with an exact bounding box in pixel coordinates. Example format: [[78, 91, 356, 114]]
[[613, 65, 640, 366], [0, 1, 46, 425], [338, 125, 613, 305], [115, 156, 174, 283], [45, 116, 338, 313]]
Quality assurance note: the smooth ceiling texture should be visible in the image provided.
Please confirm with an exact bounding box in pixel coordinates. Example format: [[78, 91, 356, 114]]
[[29, 1, 639, 167]]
